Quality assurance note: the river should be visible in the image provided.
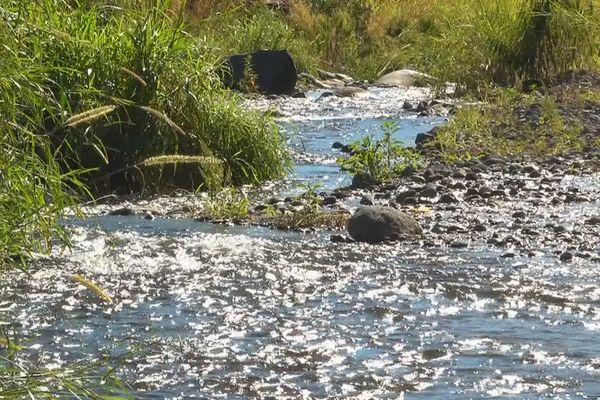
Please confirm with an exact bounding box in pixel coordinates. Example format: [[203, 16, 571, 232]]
[[2, 87, 600, 399]]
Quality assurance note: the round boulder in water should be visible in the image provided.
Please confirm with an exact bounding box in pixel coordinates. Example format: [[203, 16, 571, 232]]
[[347, 206, 422, 243]]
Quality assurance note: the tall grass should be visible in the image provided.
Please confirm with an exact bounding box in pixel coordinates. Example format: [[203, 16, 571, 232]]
[[4, 0, 290, 195], [192, 0, 600, 88], [1, 0, 293, 262]]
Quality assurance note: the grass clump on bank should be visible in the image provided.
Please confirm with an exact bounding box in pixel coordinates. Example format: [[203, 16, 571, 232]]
[[184, 0, 600, 92], [5, 0, 290, 195], [433, 89, 585, 161], [0, 0, 292, 265]]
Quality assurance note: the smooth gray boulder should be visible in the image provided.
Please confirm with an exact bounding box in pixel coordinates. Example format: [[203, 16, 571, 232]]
[[347, 206, 422, 243], [374, 69, 434, 87]]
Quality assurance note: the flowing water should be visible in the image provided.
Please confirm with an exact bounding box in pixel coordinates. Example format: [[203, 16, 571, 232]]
[[3, 88, 600, 399]]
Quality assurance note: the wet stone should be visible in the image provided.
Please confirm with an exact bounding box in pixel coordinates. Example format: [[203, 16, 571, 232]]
[[449, 241, 469, 249], [522, 164, 539, 174], [466, 187, 479, 196], [419, 184, 438, 198], [560, 251, 574, 262], [473, 223, 487, 232], [422, 349, 447, 361], [109, 207, 135, 216], [347, 206, 422, 243], [512, 211, 527, 219], [254, 204, 269, 212], [479, 186, 493, 198], [585, 216, 600, 225], [322, 196, 337, 206], [439, 193, 459, 204], [396, 190, 417, 203], [553, 225, 567, 233], [529, 170, 542, 178], [465, 172, 480, 181], [450, 182, 467, 190], [330, 234, 351, 243], [452, 169, 467, 179], [411, 175, 426, 184], [360, 195, 375, 206]]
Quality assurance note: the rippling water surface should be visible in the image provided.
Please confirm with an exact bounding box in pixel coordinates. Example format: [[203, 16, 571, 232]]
[[2, 88, 600, 399]]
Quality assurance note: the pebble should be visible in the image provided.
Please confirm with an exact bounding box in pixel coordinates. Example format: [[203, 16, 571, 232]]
[[360, 195, 374, 205], [559, 251, 574, 262], [439, 193, 459, 203], [322, 196, 337, 206], [473, 223, 487, 232]]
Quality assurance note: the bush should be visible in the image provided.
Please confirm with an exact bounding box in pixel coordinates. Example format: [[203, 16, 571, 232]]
[[337, 121, 423, 184], [4, 0, 290, 195]]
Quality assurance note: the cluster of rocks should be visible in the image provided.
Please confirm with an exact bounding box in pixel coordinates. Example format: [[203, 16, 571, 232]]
[[331, 152, 600, 262]]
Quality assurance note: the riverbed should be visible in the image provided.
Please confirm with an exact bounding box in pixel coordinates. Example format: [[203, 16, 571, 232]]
[[2, 87, 600, 399]]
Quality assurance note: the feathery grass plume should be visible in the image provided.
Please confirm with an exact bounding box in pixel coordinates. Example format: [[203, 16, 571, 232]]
[[121, 67, 147, 87], [143, 154, 224, 166], [65, 105, 118, 128], [72, 274, 113, 303]]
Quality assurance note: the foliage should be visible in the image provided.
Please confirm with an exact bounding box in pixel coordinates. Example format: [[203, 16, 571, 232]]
[[202, 187, 250, 220], [337, 121, 423, 184], [434, 88, 585, 161], [1, 329, 129, 399], [2, 0, 290, 196], [196, 5, 318, 73], [191, 0, 600, 89]]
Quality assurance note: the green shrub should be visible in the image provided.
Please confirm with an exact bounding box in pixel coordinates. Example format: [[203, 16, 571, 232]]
[[337, 121, 423, 184], [4, 0, 290, 194]]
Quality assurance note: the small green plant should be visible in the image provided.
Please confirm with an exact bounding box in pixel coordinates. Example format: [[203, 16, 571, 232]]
[[203, 187, 250, 220], [337, 121, 423, 184], [240, 54, 259, 93], [0, 334, 130, 399], [298, 182, 323, 213]]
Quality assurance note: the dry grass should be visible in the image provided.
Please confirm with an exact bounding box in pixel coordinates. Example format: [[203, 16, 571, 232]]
[[288, 0, 317, 36], [169, 0, 240, 21]]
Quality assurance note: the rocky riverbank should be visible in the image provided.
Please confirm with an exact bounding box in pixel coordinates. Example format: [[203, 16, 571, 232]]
[[87, 71, 600, 263]]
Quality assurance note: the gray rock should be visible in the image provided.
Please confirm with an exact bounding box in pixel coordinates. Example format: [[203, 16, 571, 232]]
[[396, 189, 417, 204], [585, 216, 600, 225], [109, 207, 135, 216], [322, 196, 337, 206], [347, 206, 422, 243], [374, 69, 434, 87], [419, 184, 438, 198], [560, 251, 573, 262], [440, 193, 459, 203], [450, 241, 469, 249], [360, 195, 374, 206], [333, 86, 368, 97]]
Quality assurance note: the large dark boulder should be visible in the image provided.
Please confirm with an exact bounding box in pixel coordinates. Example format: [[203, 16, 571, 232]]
[[347, 206, 422, 243], [222, 50, 297, 95]]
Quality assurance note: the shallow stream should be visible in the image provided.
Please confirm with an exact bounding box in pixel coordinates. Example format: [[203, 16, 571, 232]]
[[2, 87, 600, 399]]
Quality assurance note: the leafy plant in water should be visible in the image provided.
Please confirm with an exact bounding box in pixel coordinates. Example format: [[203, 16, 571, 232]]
[[203, 187, 250, 220], [337, 121, 423, 184]]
